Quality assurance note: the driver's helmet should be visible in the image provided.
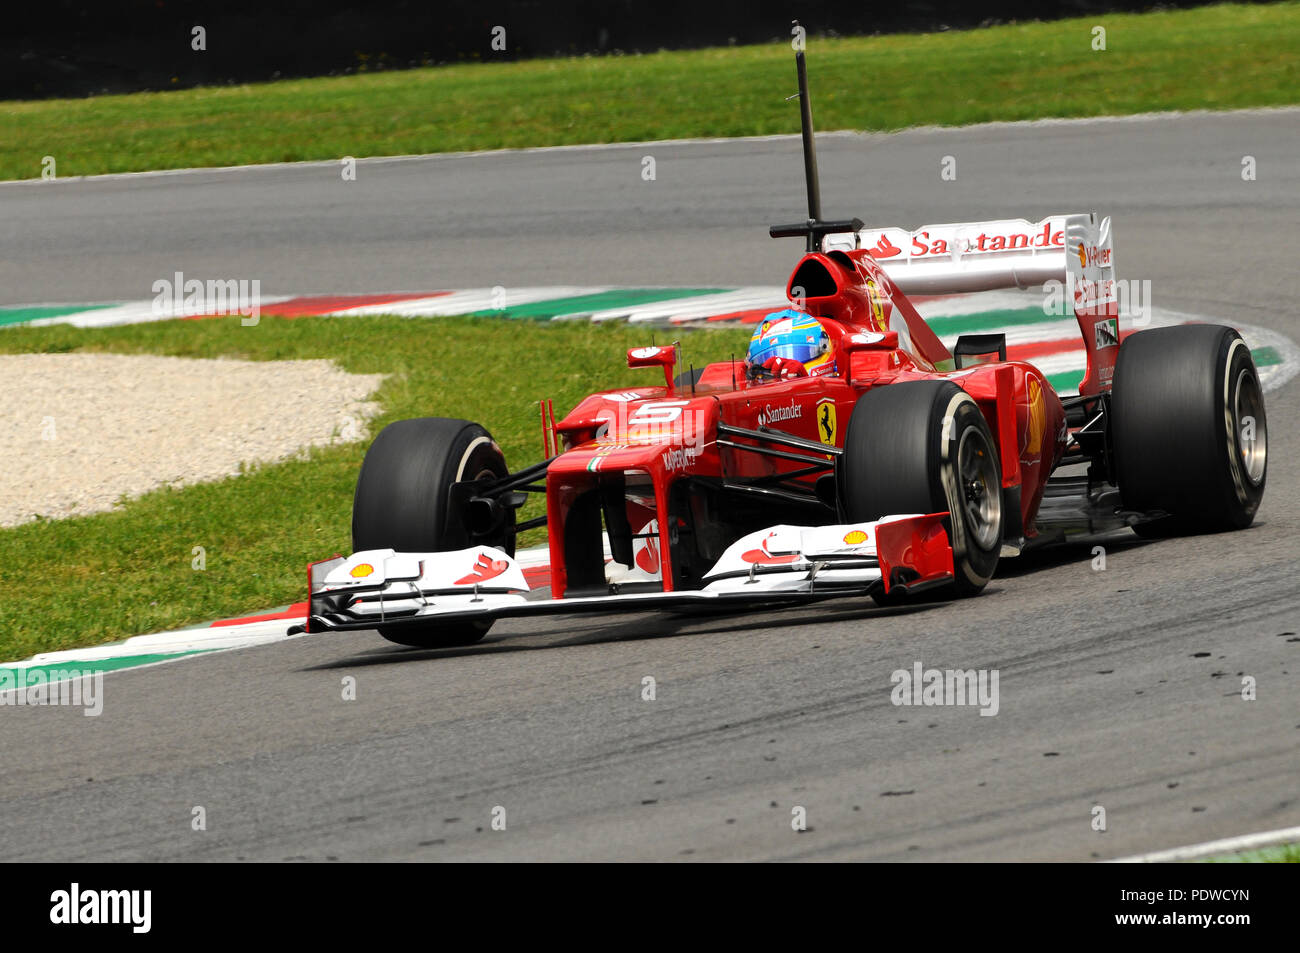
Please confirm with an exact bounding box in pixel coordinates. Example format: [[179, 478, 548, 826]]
[[745, 309, 833, 382]]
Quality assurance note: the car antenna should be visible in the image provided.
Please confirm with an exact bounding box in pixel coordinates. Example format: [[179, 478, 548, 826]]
[[689, 362, 696, 395], [731, 352, 737, 390], [768, 22, 863, 253], [793, 23, 821, 229]]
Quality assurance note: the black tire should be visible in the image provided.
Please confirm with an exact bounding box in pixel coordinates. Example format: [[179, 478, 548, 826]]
[[1112, 325, 1266, 537], [352, 417, 513, 648], [839, 381, 1002, 600], [379, 619, 492, 649]]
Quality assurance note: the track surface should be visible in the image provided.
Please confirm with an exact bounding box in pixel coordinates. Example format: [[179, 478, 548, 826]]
[[1, 112, 1297, 861]]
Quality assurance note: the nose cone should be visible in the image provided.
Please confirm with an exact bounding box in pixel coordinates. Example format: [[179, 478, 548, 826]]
[[554, 393, 717, 476]]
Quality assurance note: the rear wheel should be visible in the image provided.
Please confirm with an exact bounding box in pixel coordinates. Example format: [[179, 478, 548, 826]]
[[839, 381, 1002, 601], [1112, 325, 1266, 537], [352, 417, 513, 647]]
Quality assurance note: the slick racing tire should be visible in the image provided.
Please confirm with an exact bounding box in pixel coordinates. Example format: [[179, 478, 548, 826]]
[[1112, 324, 1266, 538], [352, 417, 513, 648], [839, 381, 1002, 601]]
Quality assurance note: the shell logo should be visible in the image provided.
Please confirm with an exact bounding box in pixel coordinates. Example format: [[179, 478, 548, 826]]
[[1026, 377, 1046, 455], [843, 529, 869, 545], [1077, 243, 1087, 269], [350, 563, 374, 578]]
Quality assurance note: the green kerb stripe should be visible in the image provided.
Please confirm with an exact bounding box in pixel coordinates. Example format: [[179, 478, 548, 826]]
[[465, 289, 729, 320], [0, 649, 220, 681], [1047, 370, 1084, 393], [1251, 346, 1281, 368], [0, 304, 117, 328]]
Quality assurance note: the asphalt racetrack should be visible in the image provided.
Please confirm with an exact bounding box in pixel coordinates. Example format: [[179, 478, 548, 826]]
[[0, 111, 1297, 860]]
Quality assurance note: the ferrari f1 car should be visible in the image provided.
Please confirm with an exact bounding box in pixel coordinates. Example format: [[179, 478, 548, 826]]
[[303, 42, 1268, 647]]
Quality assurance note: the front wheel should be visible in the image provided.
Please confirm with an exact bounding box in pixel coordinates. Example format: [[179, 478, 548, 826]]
[[352, 417, 514, 648], [377, 618, 493, 649], [839, 381, 1002, 600]]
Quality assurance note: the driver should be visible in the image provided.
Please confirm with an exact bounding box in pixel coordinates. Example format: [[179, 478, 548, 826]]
[[744, 309, 834, 382]]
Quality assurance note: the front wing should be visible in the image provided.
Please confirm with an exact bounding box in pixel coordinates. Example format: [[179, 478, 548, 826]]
[[305, 514, 953, 633]]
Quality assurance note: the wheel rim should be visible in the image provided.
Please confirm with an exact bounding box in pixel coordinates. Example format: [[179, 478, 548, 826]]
[[1233, 368, 1267, 486], [956, 427, 1002, 550]]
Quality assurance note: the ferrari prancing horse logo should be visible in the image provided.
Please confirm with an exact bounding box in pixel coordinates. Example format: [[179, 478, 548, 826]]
[[816, 399, 837, 447]]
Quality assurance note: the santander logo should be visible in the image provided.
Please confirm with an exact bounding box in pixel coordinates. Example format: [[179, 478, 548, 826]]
[[757, 402, 803, 426], [866, 234, 903, 258], [741, 532, 801, 565], [868, 223, 1066, 259], [940, 223, 1064, 255], [636, 525, 661, 574], [455, 552, 510, 585]]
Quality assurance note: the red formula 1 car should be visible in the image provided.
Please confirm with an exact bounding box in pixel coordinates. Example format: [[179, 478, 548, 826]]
[[303, 45, 1268, 647]]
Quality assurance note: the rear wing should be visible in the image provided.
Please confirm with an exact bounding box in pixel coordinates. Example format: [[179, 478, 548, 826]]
[[824, 214, 1119, 394]]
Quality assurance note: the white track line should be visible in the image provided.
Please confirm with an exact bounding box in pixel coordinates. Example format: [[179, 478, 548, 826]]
[[1107, 824, 1300, 863], [22, 296, 294, 329], [0, 618, 307, 687], [336, 287, 608, 317], [14, 618, 303, 667]]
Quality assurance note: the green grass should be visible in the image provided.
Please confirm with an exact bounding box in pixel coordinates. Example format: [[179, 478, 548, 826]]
[[2, 3, 1297, 181], [0, 316, 751, 660], [1200, 841, 1300, 862]]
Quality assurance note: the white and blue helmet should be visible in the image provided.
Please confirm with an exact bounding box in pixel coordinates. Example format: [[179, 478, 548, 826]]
[[745, 309, 833, 378]]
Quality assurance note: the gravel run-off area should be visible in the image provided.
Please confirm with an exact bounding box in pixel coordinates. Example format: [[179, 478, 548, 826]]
[[3, 353, 384, 526]]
